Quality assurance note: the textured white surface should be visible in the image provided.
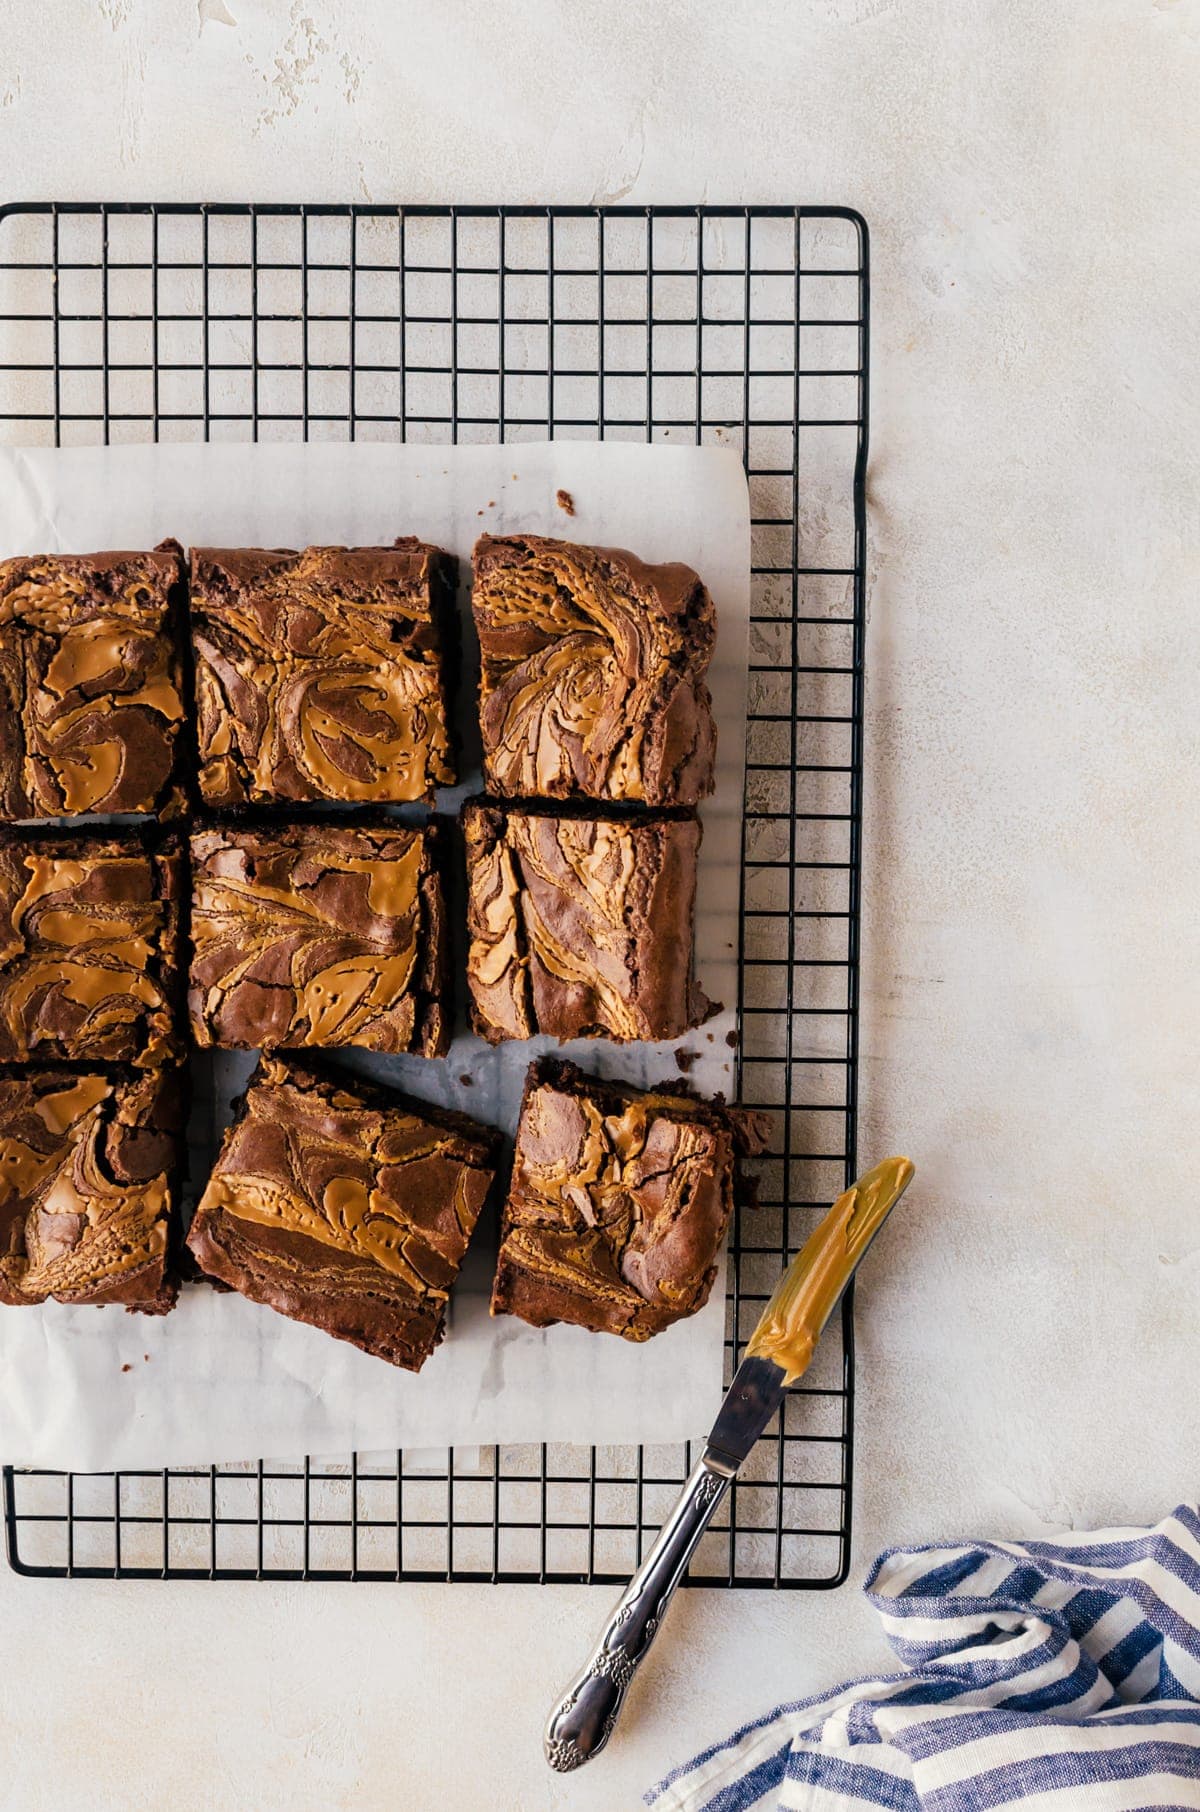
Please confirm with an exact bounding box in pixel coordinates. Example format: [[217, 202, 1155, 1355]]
[[0, 2, 1197, 1808]]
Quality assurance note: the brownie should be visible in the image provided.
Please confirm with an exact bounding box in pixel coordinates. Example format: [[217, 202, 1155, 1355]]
[[0, 829, 182, 1066], [0, 1064, 182, 1312], [472, 533, 716, 806], [462, 798, 713, 1044], [191, 541, 457, 807], [189, 819, 450, 1055], [491, 1057, 765, 1341], [0, 541, 186, 818], [187, 1055, 500, 1370]]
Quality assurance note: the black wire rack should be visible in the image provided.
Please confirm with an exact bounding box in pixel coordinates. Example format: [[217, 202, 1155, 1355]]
[[0, 202, 868, 1587]]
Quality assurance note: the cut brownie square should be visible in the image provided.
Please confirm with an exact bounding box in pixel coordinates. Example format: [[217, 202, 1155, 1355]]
[[0, 541, 186, 818], [472, 533, 716, 806], [462, 799, 713, 1044], [189, 819, 450, 1055], [191, 542, 457, 806], [492, 1057, 765, 1341], [188, 1055, 500, 1370], [0, 1064, 182, 1312], [0, 829, 182, 1065]]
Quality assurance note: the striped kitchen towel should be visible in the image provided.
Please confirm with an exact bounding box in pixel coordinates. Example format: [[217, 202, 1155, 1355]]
[[647, 1504, 1200, 1810]]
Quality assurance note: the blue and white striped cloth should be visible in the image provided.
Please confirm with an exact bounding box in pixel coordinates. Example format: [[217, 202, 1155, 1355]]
[[647, 1505, 1200, 1810]]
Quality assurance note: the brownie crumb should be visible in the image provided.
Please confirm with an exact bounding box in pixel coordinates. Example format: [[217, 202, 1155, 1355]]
[[674, 1048, 698, 1073], [121, 1364, 132, 1374], [459, 1073, 474, 1087], [555, 488, 576, 516], [725, 1028, 739, 1049]]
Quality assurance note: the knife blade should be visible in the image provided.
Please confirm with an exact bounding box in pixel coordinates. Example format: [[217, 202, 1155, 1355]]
[[543, 1155, 914, 1774], [706, 1152, 915, 1470]]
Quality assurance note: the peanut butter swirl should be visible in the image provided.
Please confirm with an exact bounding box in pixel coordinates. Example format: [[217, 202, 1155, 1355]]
[[0, 543, 185, 818], [0, 833, 182, 1066], [473, 534, 717, 806], [0, 1067, 180, 1311], [187, 1056, 498, 1371], [463, 801, 712, 1045], [491, 1058, 762, 1341], [191, 543, 457, 807], [188, 822, 449, 1056]]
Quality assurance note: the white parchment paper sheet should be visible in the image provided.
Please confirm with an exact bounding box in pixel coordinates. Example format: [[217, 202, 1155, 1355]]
[[0, 440, 750, 1468]]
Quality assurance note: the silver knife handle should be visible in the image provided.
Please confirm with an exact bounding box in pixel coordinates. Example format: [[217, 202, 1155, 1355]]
[[544, 1456, 732, 1772]]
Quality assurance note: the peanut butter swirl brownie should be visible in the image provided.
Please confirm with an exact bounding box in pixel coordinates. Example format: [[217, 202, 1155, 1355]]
[[462, 799, 713, 1044], [0, 541, 186, 818], [0, 1065, 182, 1312], [188, 1055, 499, 1370], [188, 820, 449, 1056], [491, 1057, 766, 1341], [472, 534, 716, 806], [0, 830, 182, 1066], [191, 542, 457, 807]]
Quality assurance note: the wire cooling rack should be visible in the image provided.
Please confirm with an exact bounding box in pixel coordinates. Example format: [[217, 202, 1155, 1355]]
[[0, 202, 868, 1586]]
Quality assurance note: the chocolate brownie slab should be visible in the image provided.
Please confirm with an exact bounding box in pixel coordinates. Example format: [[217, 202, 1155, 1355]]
[[191, 542, 457, 806], [0, 829, 182, 1066], [473, 534, 715, 806], [491, 1057, 765, 1340], [463, 798, 712, 1044], [0, 1064, 182, 1312], [189, 819, 449, 1056], [0, 541, 186, 818], [188, 1055, 499, 1370]]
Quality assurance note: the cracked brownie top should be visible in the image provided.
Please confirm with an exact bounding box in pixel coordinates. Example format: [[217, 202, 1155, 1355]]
[[491, 1056, 765, 1342]]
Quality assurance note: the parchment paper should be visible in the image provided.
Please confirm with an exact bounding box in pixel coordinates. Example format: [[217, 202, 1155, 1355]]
[[0, 440, 750, 1468]]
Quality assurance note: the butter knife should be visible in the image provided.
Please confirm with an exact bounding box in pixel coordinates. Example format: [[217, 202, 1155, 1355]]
[[543, 1154, 915, 1773]]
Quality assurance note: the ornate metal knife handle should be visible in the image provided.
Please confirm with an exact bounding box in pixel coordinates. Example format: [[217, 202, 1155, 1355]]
[[544, 1455, 732, 1772]]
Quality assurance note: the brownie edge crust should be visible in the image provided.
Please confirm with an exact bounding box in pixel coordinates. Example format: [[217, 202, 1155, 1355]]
[[187, 1055, 500, 1371]]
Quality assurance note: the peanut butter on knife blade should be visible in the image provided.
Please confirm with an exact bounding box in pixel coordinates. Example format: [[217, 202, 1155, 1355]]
[[745, 1156, 914, 1384]]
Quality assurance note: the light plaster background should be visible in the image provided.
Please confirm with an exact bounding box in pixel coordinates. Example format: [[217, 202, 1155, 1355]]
[[0, 3, 1197, 1808]]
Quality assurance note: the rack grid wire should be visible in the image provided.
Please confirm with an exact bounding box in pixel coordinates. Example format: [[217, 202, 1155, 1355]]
[[0, 202, 868, 1588]]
